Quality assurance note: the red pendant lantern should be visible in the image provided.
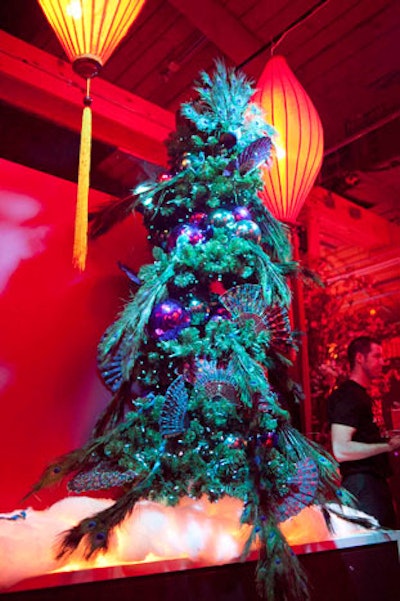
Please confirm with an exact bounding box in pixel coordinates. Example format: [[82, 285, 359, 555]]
[[252, 56, 324, 223], [37, 0, 146, 270]]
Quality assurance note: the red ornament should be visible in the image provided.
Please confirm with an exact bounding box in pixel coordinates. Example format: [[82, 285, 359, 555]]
[[209, 280, 226, 295]]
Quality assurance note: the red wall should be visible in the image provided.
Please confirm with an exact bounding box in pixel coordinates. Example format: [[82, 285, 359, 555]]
[[0, 159, 151, 510]]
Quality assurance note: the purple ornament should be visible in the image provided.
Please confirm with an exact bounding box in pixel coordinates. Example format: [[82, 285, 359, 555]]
[[148, 299, 191, 340], [233, 206, 252, 221], [167, 224, 205, 251]]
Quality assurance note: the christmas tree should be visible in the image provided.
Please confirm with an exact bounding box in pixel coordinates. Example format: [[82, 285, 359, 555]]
[[27, 63, 351, 601]]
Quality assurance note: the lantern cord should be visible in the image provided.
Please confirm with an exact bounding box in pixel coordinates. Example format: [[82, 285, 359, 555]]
[[73, 79, 93, 271], [236, 0, 330, 70]]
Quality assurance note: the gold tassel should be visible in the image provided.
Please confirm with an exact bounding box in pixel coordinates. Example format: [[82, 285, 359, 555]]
[[73, 79, 93, 271]]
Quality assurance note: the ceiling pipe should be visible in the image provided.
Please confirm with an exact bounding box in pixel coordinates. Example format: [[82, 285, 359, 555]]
[[323, 109, 400, 158], [341, 289, 400, 308], [326, 256, 400, 285]]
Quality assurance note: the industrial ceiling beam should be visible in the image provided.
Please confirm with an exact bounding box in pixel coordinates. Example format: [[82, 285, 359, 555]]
[[0, 30, 174, 167], [168, 0, 266, 77], [305, 186, 400, 252]]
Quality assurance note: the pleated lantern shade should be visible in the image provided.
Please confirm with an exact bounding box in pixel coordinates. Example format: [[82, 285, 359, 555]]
[[37, 0, 146, 270], [252, 56, 324, 223]]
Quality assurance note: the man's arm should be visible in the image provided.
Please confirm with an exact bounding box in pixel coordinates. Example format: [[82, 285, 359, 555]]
[[331, 423, 400, 462]]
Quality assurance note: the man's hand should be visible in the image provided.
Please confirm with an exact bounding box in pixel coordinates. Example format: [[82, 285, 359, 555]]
[[387, 434, 400, 451]]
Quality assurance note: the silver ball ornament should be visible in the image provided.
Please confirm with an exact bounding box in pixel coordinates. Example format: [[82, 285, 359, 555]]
[[231, 219, 261, 243], [208, 208, 236, 228]]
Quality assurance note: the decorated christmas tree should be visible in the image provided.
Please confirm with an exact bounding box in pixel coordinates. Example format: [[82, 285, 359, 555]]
[[27, 63, 352, 601]]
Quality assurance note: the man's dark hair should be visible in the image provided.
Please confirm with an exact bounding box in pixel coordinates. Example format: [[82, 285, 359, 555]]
[[347, 336, 381, 370]]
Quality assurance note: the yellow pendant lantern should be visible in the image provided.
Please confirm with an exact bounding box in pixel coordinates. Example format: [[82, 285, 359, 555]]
[[252, 55, 324, 224], [37, 0, 146, 270]]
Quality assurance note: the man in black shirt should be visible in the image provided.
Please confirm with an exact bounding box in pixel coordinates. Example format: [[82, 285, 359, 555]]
[[328, 336, 400, 528]]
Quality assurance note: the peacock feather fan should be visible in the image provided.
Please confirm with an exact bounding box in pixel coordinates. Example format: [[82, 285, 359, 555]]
[[194, 358, 239, 404], [221, 284, 292, 351]]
